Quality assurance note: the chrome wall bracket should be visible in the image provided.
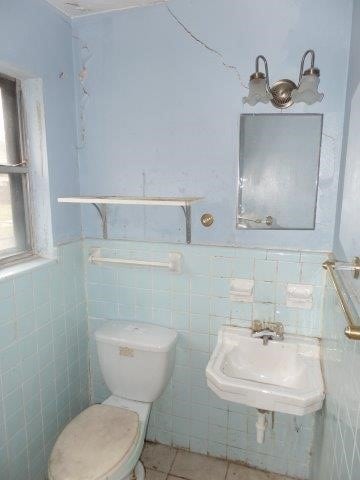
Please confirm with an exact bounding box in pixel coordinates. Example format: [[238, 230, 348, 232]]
[[181, 205, 192, 244], [91, 203, 194, 243], [353, 256, 360, 279], [92, 203, 108, 239], [270, 79, 297, 109], [324, 256, 360, 280]]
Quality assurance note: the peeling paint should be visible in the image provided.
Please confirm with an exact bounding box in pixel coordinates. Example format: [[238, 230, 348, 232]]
[[142, 171, 146, 196], [73, 35, 93, 148], [320, 132, 337, 184], [65, 1, 91, 13], [167, 6, 248, 90], [45, 0, 167, 18], [20, 79, 55, 258], [36, 101, 45, 177], [142, 171, 147, 237], [293, 417, 303, 433]]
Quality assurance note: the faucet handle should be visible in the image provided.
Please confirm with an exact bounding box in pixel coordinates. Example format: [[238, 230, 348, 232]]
[[251, 320, 284, 336], [267, 322, 284, 338], [251, 320, 264, 332]]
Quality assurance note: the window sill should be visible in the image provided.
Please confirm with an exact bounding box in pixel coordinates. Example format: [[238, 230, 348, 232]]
[[0, 253, 58, 281]]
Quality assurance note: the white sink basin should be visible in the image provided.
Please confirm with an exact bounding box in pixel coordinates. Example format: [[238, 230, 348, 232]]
[[206, 326, 324, 415]]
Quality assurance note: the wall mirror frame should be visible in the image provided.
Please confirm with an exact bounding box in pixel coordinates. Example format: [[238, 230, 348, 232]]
[[236, 113, 323, 231]]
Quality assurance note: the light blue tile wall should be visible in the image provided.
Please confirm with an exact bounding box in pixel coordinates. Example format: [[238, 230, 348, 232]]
[[85, 239, 328, 478], [0, 242, 89, 480], [310, 275, 360, 480], [311, 3, 360, 478]]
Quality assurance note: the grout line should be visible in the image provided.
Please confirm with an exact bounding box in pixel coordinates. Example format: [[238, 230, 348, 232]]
[[168, 445, 179, 476], [166, 475, 190, 480], [166, 475, 189, 480], [224, 460, 230, 480]]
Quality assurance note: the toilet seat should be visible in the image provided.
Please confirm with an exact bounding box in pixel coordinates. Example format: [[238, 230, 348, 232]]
[[48, 404, 139, 480]]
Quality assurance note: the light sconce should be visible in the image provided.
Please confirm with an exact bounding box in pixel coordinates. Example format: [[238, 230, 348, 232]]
[[243, 49, 324, 109]]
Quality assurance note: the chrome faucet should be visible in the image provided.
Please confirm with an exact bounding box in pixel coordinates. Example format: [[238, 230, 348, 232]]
[[251, 321, 284, 346]]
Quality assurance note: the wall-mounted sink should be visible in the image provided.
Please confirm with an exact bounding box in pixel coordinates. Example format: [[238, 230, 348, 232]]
[[206, 326, 324, 416]]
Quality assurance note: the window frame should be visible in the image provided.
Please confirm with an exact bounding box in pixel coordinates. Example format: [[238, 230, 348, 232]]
[[0, 73, 34, 267]]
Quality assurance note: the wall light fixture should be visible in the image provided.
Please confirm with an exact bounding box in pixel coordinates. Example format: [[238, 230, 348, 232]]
[[243, 49, 324, 109]]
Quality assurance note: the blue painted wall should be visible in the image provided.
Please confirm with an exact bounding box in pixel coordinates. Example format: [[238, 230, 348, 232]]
[[72, 0, 352, 251], [333, 1, 360, 261], [0, 0, 81, 244]]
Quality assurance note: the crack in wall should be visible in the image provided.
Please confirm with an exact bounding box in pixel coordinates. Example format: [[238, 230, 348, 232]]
[[166, 6, 248, 90], [72, 7, 247, 150], [65, 2, 92, 14], [73, 35, 93, 148], [322, 132, 336, 141], [321, 131, 337, 181]]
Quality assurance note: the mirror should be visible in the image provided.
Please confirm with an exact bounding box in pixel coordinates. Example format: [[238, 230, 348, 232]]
[[237, 113, 323, 230]]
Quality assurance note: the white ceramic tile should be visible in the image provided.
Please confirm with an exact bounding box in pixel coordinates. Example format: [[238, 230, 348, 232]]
[[145, 469, 167, 480], [171, 450, 228, 480], [141, 442, 177, 473], [226, 463, 291, 479]]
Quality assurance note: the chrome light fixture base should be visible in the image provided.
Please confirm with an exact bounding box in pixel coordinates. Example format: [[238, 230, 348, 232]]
[[243, 50, 323, 109], [250, 71, 266, 81], [270, 79, 297, 109]]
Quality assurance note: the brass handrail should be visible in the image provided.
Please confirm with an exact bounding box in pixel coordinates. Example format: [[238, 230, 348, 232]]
[[322, 260, 360, 340]]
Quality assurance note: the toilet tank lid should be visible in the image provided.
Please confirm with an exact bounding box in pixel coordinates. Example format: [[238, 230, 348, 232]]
[[95, 321, 178, 352]]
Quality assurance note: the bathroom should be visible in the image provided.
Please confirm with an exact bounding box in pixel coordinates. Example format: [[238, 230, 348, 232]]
[[0, 0, 359, 479]]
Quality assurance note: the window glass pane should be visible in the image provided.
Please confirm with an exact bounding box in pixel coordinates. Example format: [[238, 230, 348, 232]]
[[0, 173, 15, 252], [0, 74, 30, 263], [0, 173, 27, 259], [0, 76, 21, 166]]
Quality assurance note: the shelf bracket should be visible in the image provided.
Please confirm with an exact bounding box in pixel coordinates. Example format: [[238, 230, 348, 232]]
[[88, 202, 193, 244], [92, 203, 108, 239], [181, 205, 192, 244]]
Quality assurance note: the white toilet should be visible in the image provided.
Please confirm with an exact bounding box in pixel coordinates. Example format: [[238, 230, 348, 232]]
[[48, 321, 178, 480]]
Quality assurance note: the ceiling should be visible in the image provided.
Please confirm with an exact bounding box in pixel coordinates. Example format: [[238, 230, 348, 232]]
[[45, 0, 167, 17]]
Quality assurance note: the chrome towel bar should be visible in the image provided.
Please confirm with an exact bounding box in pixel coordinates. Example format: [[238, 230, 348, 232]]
[[327, 256, 360, 278], [322, 259, 360, 340], [89, 249, 182, 273]]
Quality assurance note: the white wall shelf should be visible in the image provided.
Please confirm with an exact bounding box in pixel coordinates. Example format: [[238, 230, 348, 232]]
[[58, 195, 203, 244]]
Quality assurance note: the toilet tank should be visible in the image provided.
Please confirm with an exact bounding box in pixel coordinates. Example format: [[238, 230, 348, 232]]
[[95, 321, 178, 403]]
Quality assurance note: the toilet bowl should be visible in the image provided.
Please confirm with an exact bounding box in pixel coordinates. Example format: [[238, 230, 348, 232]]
[[48, 321, 178, 480]]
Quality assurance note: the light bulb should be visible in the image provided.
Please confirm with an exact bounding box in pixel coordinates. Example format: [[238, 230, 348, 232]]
[[243, 77, 273, 106], [291, 74, 324, 105]]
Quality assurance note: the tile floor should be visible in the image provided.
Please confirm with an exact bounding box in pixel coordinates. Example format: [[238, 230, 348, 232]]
[[141, 442, 293, 480]]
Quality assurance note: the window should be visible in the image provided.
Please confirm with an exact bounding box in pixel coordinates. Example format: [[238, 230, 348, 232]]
[[0, 74, 32, 264]]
